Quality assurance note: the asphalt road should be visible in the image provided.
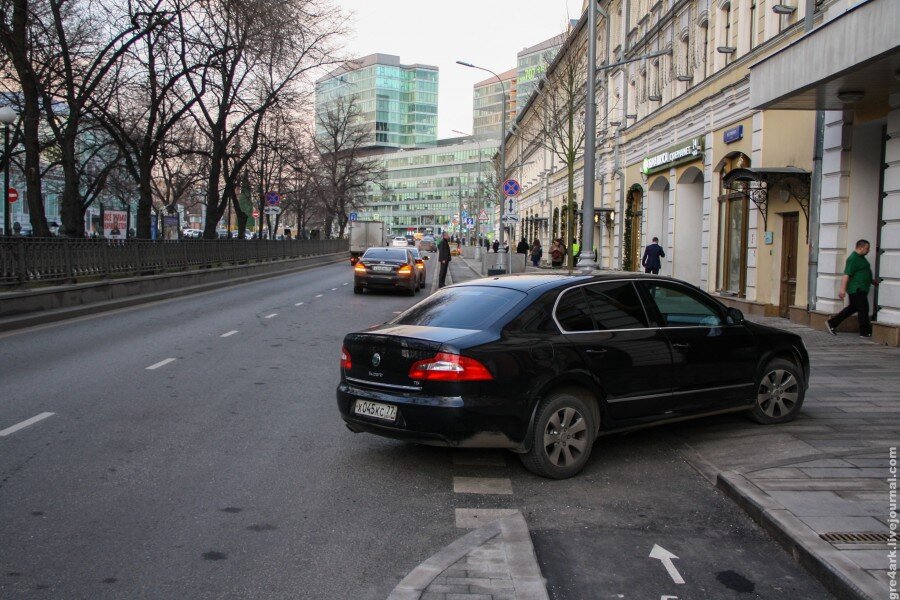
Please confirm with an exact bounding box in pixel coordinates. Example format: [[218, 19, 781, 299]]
[[0, 255, 831, 599]]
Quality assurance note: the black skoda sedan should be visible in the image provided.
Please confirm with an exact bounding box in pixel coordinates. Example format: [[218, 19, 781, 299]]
[[337, 273, 810, 479], [353, 247, 419, 296]]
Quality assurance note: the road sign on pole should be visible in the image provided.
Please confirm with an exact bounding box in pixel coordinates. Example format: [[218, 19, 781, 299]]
[[263, 206, 282, 216], [506, 197, 516, 214], [264, 191, 281, 206], [252, 209, 260, 218], [501, 214, 520, 224], [502, 179, 521, 197], [349, 212, 358, 222], [7, 188, 18, 203]]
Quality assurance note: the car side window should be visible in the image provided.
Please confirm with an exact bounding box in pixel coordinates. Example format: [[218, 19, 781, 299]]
[[639, 281, 724, 327], [554, 288, 594, 332], [582, 282, 648, 330]]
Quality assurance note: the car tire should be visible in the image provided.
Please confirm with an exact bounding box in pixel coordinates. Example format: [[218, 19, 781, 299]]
[[521, 390, 596, 479], [353, 286, 363, 295], [749, 358, 805, 424]]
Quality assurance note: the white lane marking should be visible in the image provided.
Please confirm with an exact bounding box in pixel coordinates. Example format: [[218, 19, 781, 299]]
[[0, 412, 55, 437], [146, 358, 176, 370], [342, 283, 349, 286], [264, 313, 278, 319], [295, 302, 304, 306], [454, 508, 518, 529], [650, 545, 685, 585], [452, 477, 513, 495], [331, 288, 337, 291], [393, 311, 403, 314], [221, 330, 238, 338], [315, 294, 323, 298]]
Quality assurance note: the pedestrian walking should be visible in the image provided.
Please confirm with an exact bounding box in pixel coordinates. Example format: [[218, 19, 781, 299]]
[[572, 239, 581, 261], [550, 239, 564, 268], [438, 231, 452, 288], [826, 239, 876, 337], [516, 237, 529, 254], [492, 240, 500, 253], [529, 239, 542, 267], [642, 237, 666, 274]]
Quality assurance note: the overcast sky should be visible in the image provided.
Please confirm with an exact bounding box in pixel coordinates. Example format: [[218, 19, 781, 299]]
[[335, 0, 585, 139]]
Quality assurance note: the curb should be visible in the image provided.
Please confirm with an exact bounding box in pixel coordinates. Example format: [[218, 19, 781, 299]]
[[716, 471, 883, 600], [388, 512, 548, 600], [0, 254, 346, 333]]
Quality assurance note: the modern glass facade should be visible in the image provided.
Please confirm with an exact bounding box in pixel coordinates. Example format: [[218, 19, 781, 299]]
[[355, 137, 500, 237], [315, 54, 438, 149], [515, 30, 569, 113], [472, 68, 517, 136]]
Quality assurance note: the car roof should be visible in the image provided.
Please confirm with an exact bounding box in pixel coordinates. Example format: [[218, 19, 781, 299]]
[[450, 271, 678, 293]]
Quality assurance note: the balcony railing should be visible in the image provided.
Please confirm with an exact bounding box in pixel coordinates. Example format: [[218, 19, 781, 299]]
[[0, 237, 348, 288]]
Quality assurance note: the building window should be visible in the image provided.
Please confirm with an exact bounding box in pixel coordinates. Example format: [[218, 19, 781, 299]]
[[715, 152, 751, 295], [749, 0, 757, 50]]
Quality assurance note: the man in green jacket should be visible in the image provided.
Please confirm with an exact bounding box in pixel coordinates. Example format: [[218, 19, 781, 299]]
[[826, 239, 875, 338]]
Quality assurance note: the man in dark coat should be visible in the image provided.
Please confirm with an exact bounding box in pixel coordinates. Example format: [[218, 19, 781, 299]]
[[516, 237, 529, 254], [642, 237, 666, 274], [438, 231, 452, 288]]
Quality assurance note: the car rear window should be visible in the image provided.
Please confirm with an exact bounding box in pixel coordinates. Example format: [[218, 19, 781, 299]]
[[394, 286, 526, 329], [363, 248, 408, 261]]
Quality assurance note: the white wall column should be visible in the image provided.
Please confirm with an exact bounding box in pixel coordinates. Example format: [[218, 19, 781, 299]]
[[879, 95, 900, 325]]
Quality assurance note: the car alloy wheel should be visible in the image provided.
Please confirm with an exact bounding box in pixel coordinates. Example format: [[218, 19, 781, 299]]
[[522, 390, 596, 479], [750, 359, 804, 424]]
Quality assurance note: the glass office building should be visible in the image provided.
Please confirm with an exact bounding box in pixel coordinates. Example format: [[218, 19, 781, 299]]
[[515, 31, 568, 113], [355, 136, 500, 238], [472, 68, 517, 136], [315, 54, 438, 149]]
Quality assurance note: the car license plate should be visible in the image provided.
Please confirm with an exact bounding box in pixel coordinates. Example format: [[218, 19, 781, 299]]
[[373, 266, 392, 272], [354, 400, 397, 422]]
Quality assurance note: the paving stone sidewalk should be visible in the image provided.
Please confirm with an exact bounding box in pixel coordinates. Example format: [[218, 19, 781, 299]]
[[670, 315, 898, 600]]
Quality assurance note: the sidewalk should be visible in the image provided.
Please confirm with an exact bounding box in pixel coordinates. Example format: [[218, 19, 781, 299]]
[[670, 316, 897, 600], [447, 259, 896, 600]]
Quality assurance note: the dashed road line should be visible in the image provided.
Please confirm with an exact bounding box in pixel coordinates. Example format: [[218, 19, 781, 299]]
[[315, 294, 323, 298], [331, 287, 337, 291], [221, 330, 238, 338], [146, 358, 176, 370], [452, 476, 513, 495], [264, 313, 278, 319], [342, 283, 349, 286], [0, 412, 55, 437], [295, 302, 304, 306]]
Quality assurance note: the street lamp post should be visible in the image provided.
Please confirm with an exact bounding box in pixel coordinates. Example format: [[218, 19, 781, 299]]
[[456, 60, 508, 269], [0, 106, 18, 237]]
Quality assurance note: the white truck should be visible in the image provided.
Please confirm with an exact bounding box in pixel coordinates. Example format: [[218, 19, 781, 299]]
[[348, 220, 386, 265]]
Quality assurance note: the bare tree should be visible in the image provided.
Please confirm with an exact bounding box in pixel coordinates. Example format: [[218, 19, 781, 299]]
[[179, 0, 342, 239], [312, 94, 384, 238], [525, 41, 587, 268]]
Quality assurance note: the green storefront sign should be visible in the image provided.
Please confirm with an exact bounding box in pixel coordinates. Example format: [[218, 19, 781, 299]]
[[642, 136, 705, 175]]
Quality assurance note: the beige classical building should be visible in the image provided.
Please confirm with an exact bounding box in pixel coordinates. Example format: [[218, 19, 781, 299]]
[[503, 0, 898, 344]]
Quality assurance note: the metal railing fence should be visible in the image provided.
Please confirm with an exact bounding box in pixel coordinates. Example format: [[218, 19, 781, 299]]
[[0, 237, 348, 287]]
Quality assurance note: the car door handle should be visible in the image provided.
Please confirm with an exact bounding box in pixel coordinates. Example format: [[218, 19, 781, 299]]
[[585, 348, 608, 355], [672, 343, 691, 351]]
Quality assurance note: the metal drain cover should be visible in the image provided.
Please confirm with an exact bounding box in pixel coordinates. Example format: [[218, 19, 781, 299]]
[[820, 532, 890, 544]]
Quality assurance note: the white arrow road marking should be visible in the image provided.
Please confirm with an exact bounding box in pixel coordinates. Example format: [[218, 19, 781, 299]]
[[295, 302, 304, 306], [650, 545, 685, 584], [0, 412, 55, 437], [264, 313, 278, 319], [221, 330, 238, 338], [146, 358, 176, 370]]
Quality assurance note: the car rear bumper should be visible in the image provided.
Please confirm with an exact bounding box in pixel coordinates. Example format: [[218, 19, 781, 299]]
[[355, 274, 413, 289], [336, 382, 526, 449]]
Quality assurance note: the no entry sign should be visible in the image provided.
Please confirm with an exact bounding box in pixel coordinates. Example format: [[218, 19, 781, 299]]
[[7, 187, 18, 203]]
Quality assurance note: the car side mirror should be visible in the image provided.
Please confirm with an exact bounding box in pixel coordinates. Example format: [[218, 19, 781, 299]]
[[726, 307, 744, 325], [423, 255, 429, 260]]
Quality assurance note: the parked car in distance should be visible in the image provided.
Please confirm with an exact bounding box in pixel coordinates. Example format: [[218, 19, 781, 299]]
[[353, 247, 420, 296], [338, 273, 810, 479], [419, 235, 436, 252], [408, 247, 428, 289], [391, 236, 409, 248]]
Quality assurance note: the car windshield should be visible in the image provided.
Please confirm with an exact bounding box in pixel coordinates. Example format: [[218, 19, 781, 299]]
[[409, 249, 421, 259], [394, 286, 526, 330], [363, 248, 408, 261]]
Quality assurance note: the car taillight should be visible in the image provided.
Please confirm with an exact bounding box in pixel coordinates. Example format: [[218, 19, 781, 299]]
[[415, 260, 424, 269], [408, 352, 493, 382], [354, 262, 366, 273], [340, 346, 352, 370], [398, 265, 412, 275]]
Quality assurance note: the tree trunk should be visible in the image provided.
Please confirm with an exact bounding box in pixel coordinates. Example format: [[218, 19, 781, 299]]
[[59, 133, 86, 237], [136, 160, 154, 238]]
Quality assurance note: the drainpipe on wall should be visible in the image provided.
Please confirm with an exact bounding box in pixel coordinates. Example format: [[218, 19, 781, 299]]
[[615, 0, 630, 269], [806, 0, 824, 313]]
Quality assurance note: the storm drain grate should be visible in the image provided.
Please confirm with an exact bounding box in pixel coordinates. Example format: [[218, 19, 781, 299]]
[[821, 532, 891, 544]]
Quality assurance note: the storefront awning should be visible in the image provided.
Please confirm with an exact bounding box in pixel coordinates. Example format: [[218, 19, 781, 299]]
[[749, 0, 900, 111], [722, 167, 811, 234]]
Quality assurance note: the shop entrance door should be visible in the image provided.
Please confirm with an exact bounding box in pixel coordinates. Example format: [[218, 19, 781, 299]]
[[779, 213, 799, 318]]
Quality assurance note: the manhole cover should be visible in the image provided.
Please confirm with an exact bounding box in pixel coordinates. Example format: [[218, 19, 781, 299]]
[[820, 532, 890, 544]]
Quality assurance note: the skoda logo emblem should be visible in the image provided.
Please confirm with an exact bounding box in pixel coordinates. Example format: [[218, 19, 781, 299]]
[[372, 353, 381, 367]]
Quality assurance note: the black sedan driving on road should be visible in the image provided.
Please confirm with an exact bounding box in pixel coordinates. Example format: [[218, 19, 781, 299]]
[[337, 273, 810, 479], [353, 247, 419, 296]]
